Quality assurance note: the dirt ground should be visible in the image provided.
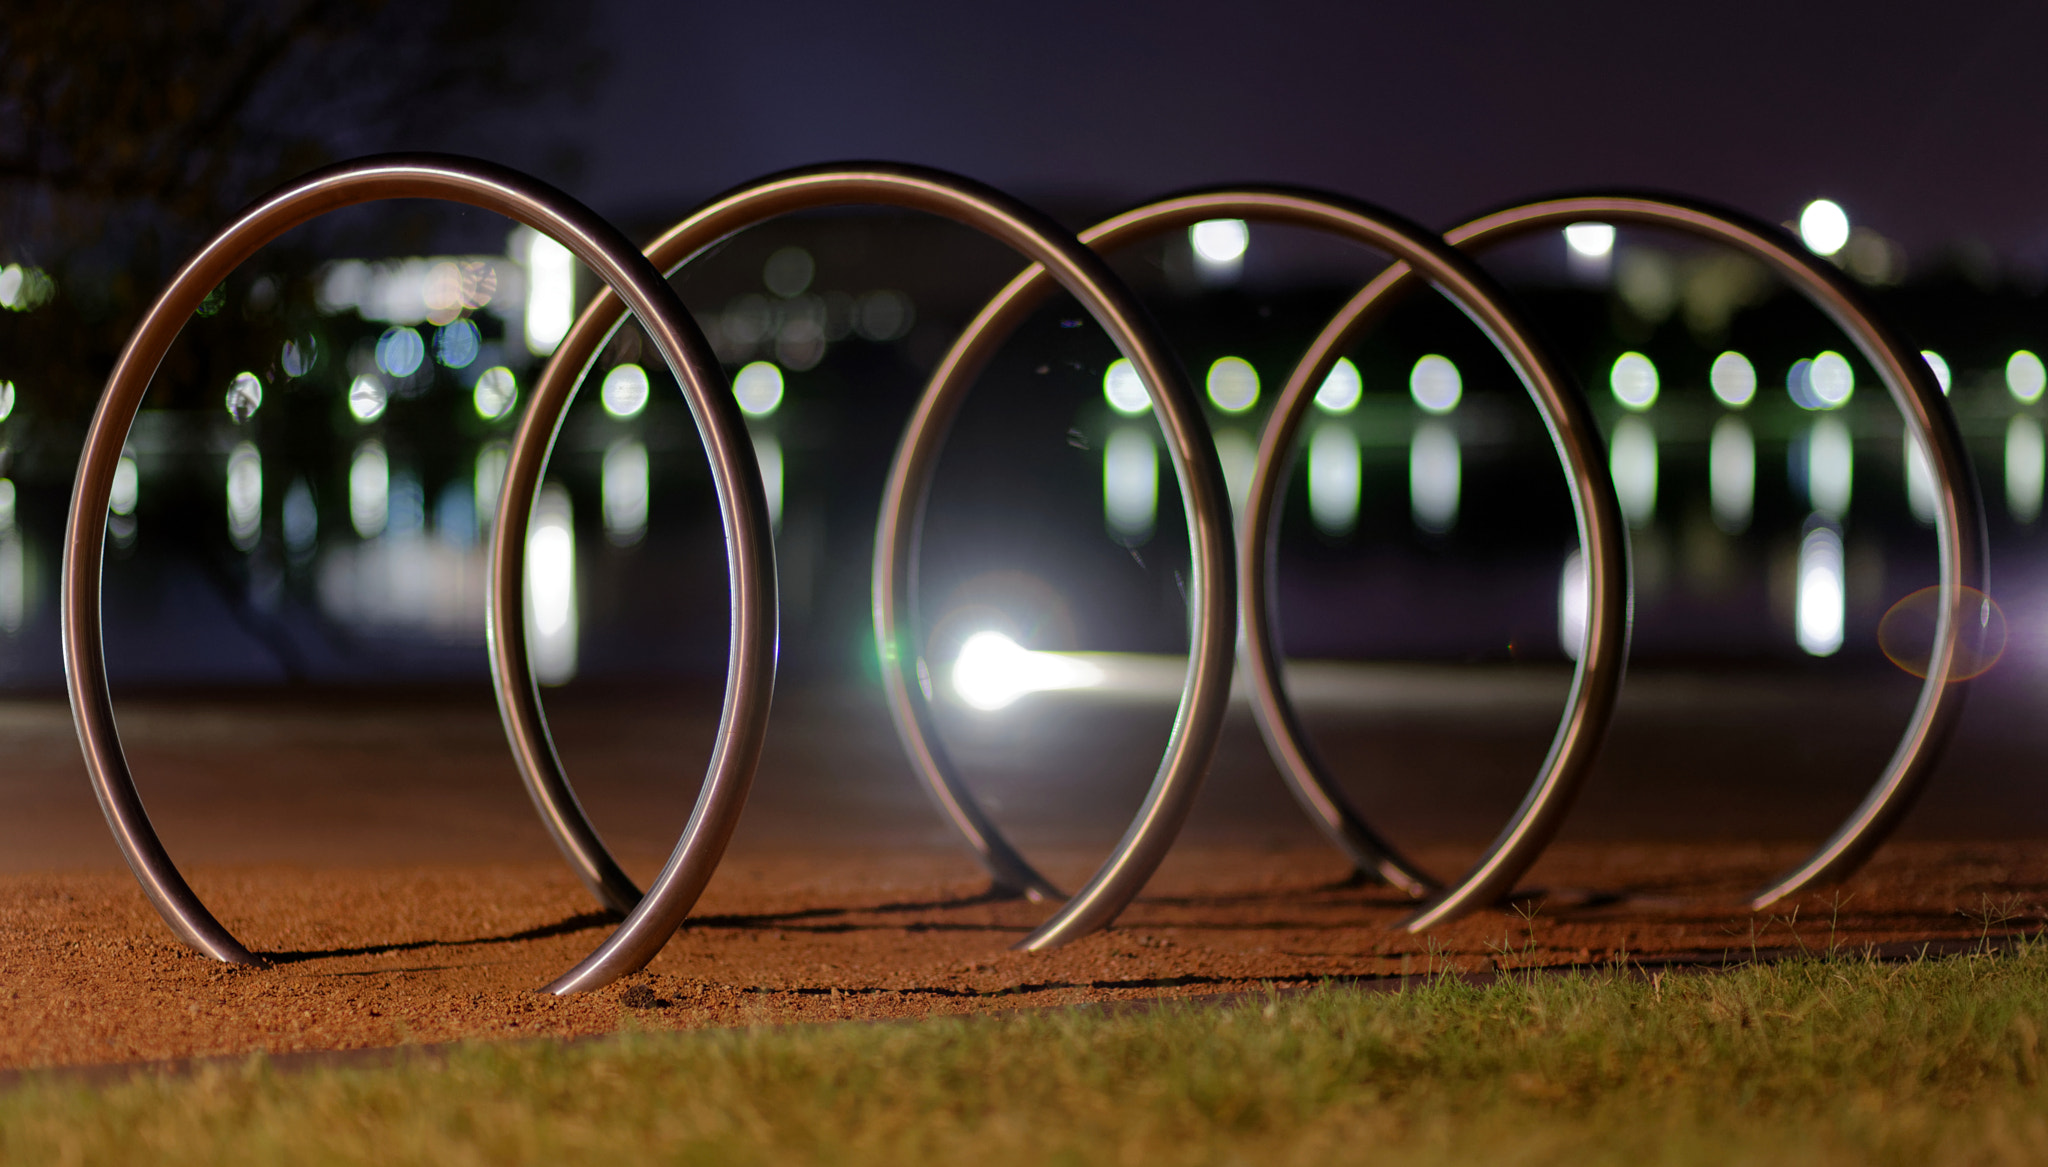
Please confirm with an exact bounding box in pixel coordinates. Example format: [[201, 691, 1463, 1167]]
[[3, 839, 2041, 1073]]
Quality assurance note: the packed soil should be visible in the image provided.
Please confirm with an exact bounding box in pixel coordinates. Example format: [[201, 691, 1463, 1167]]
[[3, 840, 2042, 1072]]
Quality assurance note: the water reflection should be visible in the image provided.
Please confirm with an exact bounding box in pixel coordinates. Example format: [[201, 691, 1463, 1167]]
[[1103, 426, 1157, 542], [2007, 416, 2044, 523], [1797, 523, 1846, 656], [1904, 434, 1937, 526], [1307, 423, 1360, 537], [1409, 420, 1459, 533], [603, 438, 650, 545], [1610, 417, 1657, 528], [526, 483, 578, 683], [350, 441, 389, 538], [1803, 417, 1853, 519], [1709, 416, 1754, 534], [225, 441, 261, 552]]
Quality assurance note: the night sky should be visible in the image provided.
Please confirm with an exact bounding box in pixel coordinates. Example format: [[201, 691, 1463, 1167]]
[[506, 1, 2048, 269]]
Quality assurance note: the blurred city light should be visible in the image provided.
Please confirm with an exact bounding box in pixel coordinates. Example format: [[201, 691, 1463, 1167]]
[[283, 478, 318, 560], [1563, 222, 1616, 258], [1710, 416, 1754, 534], [523, 232, 575, 356], [349, 441, 389, 539], [1103, 358, 1150, 415], [1314, 358, 1363, 414], [0, 479, 13, 531], [375, 326, 425, 378], [1206, 357, 1260, 413], [1610, 417, 1658, 528], [1308, 423, 1361, 537], [1558, 550, 1587, 661], [1610, 352, 1659, 410], [225, 371, 262, 422], [2008, 416, 2044, 523], [434, 319, 480, 369], [734, 361, 785, 417], [110, 455, 139, 516], [388, 468, 425, 538], [349, 374, 389, 422], [603, 439, 650, 546], [2007, 350, 2046, 403], [434, 482, 476, 548], [1410, 420, 1460, 533], [601, 362, 650, 418], [1797, 524, 1846, 656], [526, 483, 578, 684], [1409, 355, 1461, 414], [473, 443, 509, 529], [1787, 358, 1818, 409], [225, 442, 262, 552], [1189, 219, 1249, 264], [950, 630, 1104, 711], [1799, 199, 1851, 256], [1710, 351, 1757, 408], [0, 379, 14, 421], [1806, 416, 1853, 519], [281, 337, 317, 378], [1103, 426, 1157, 542], [763, 246, 816, 298], [1810, 351, 1855, 408], [472, 366, 517, 421], [1921, 350, 1953, 394]]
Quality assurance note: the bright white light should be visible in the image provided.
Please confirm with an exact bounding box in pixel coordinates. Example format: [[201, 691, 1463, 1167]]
[[525, 484, 578, 684], [1799, 199, 1851, 257], [1806, 416, 1854, 519], [1307, 423, 1360, 537], [1796, 525, 1845, 656], [734, 361, 785, 417], [754, 434, 784, 531], [601, 363, 650, 418], [603, 438, 649, 545], [1104, 426, 1157, 541], [349, 374, 388, 422], [1103, 358, 1150, 415], [1710, 416, 1754, 534], [1710, 351, 1756, 408], [110, 456, 139, 516], [1811, 351, 1854, 408], [1922, 350, 1953, 394], [1409, 355, 1461, 414], [1410, 420, 1460, 533], [1610, 352, 1659, 410], [225, 371, 263, 422], [1215, 428, 1256, 513], [473, 366, 517, 421], [1190, 219, 1249, 264], [1206, 357, 1259, 413], [2007, 351, 2046, 403], [0, 379, 14, 421], [2008, 416, 2044, 523], [1787, 358, 1817, 410], [1564, 222, 1616, 258], [524, 231, 575, 356], [1315, 358, 1362, 414], [1904, 434, 1936, 526], [1559, 550, 1588, 661], [1610, 417, 1658, 528], [226, 441, 262, 552], [950, 630, 1104, 712], [349, 441, 389, 539]]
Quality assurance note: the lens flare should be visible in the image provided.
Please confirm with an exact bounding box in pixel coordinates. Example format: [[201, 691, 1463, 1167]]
[[1878, 585, 2006, 681]]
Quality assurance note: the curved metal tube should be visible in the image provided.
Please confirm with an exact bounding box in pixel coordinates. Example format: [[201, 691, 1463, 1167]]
[[885, 189, 1627, 913], [1245, 193, 1987, 927], [501, 163, 1233, 952], [60, 155, 777, 995]]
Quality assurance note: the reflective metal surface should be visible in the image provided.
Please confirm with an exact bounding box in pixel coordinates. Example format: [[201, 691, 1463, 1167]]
[[60, 155, 777, 993], [501, 164, 1234, 953], [1242, 194, 1987, 926]]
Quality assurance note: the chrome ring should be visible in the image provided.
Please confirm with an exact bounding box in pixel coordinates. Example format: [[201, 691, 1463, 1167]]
[[1244, 193, 1987, 927], [892, 189, 1629, 930], [499, 163, 1234, 955], [59, 154, 777, 995]]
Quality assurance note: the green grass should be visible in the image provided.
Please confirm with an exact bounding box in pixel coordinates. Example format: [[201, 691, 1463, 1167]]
[[8, 946, 2048, 1165]]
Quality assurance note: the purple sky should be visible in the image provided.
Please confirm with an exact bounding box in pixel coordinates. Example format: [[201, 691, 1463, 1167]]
[[512, 0, 2048, 268]]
